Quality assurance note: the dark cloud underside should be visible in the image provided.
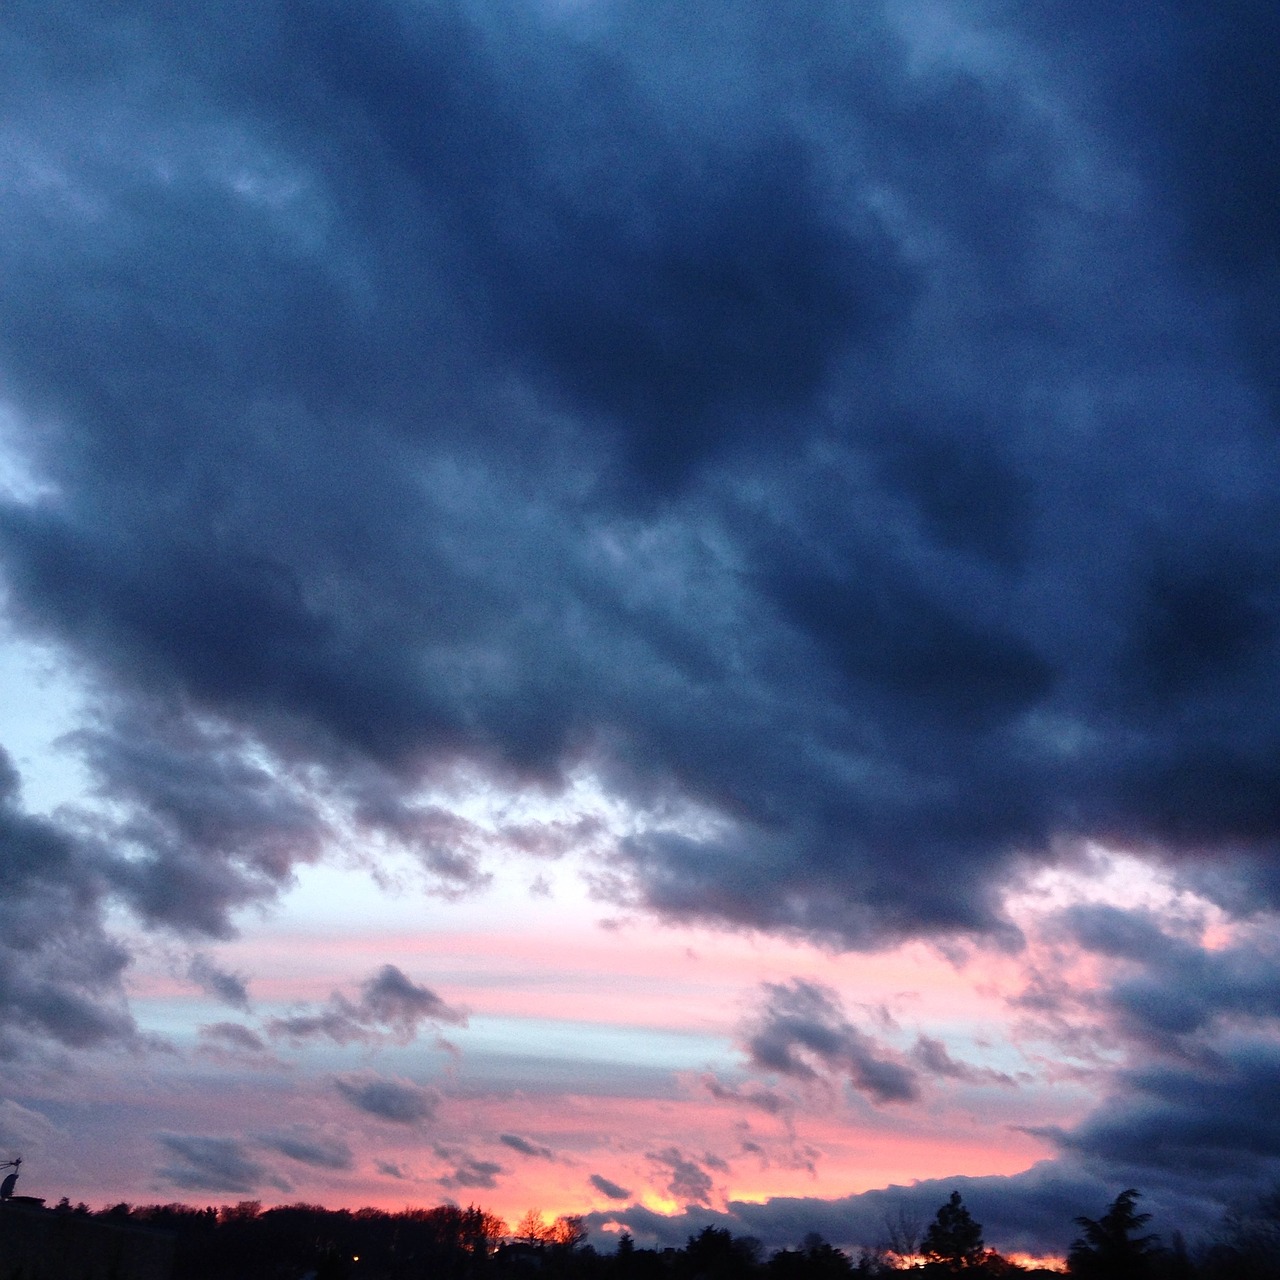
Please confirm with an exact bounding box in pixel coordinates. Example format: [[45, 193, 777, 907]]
[[2, 0, 1280, 951]]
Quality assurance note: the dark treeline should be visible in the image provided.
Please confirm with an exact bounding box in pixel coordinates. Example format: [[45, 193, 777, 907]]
[[40, 1186, 1280, 1280]]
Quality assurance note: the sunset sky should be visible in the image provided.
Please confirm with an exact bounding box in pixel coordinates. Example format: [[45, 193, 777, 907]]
[[2, 0, 1280, 1262]]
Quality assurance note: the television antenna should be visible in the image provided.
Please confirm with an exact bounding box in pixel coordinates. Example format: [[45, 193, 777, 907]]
[[1, 1155, 21, 1202]]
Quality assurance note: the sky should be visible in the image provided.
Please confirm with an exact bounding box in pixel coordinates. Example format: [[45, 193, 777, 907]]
[[1, 0, 1279, 1262]]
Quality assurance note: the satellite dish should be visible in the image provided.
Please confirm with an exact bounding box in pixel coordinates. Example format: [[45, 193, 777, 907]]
[[0, 1155, 20, 1202]]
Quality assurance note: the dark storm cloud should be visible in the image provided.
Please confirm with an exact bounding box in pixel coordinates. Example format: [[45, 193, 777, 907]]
[[258, 1127, 353, 1170], [500, 1134, 555, 1161], [333, 1072, 439, 1124], [2, 0, 1280, 1069], [745, 980, 919, 1105], [1023, 0, 1280, 408], [590, 1174, 632, 1201], [269, 964, 464, 1046], [157, 1134, 279, 1194], [1048, 1040, 1280, 1198]]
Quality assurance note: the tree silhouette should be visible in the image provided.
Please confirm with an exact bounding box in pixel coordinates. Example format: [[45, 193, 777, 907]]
[[516, 1210, 553, 1246], [684, 1225, 761, 1280], [551, 1215, 588, 1250], [1067, 1188, 1159, 1278], [766, 1233, 852, 1280], [921, 1191, 985, 1271], [881, 1208, 921, 1264]]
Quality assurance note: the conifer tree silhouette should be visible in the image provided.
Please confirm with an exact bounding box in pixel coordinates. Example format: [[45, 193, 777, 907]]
[[921, 1191, 984, 1271], [1068, 1188, 1159, 1277]]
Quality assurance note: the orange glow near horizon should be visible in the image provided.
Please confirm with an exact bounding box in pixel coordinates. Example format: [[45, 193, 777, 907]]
[[1006, 1255, 1068, 1273]]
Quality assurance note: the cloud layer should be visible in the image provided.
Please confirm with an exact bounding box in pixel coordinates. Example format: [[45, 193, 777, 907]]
[[2, 0, 1280, 1240], [3, 0, 1280, 963]]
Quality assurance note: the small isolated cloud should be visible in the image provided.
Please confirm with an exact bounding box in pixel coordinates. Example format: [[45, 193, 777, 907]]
[[500, 1133, 555, 1160], [270, 965, 465, 1047], [199, 1022, 267, 1053], [648, 1148, 714, 1206], [377, 1159, 412, 1180], [258, 1127, 353, 1170], [745, 979, 919, 1104], [590, 1174, 632, 1200], [440, 1157, 503, 1189], [361, 964, 466, 1034], [333, 1072, 439, 1124], [187, 954, 250, 1011], [157, 1135, 280, 1194]]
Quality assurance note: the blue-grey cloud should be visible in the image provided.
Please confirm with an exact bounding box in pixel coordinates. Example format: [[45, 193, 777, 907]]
[[500, 1133, 555, 1161], [333, 1072, 438, 1124], [745, 980, 918, 1105], [910, 1036, 1016, 1088], [1048, 1040, 1280, 1195], [187, 954, 250, 1011], [258, 1127, 353, 1170], [1061, 904, 1280, 1047], [590, 1174, 632, 1201], [701, 1074, 792, 1117], [269, 964, 464, 1046], [0, 745, 135, 1058], [198, 1021, 267, 1053], [647, 1148, 714, 1207], [440, 1157, 503, 1190], [157, 1134, 280, 1194]]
